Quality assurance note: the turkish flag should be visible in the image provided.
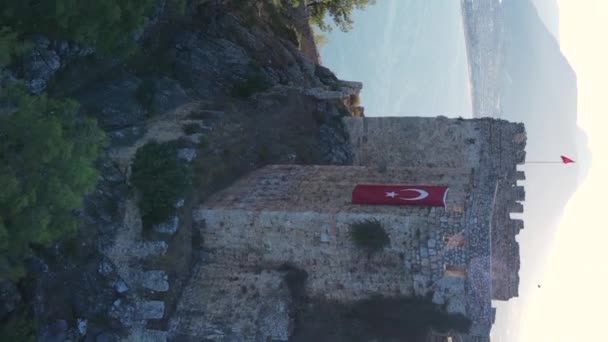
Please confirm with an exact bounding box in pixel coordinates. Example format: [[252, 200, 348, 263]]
[[560, 155, 575, 164], [352, 184, 449, 207]]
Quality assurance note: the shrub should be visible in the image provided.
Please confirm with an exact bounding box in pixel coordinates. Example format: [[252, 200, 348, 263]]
[[0, 27, 30, 68], [349, 219, 390, 254], [230, 67, 271, 98], [131, 141, 190, 229], [0, 308, 35, 342], [313, 29, 328, 48], [0, 86, 106, 280]]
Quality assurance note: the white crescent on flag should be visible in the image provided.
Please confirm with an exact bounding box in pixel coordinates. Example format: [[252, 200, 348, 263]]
[[399, 188, 429, 201], [352, 184, 449, 207]]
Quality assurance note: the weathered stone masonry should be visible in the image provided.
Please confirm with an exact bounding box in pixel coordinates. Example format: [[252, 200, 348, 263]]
[[345, 116, 526, 335], [169, 116, 526, 341]]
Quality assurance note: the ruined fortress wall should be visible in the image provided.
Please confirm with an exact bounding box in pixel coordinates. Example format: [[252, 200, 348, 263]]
[[174, 117, 526, 340], [202, 165, 470, 213], [179, 164, 475, 340], [344, 116, 526, 335], [343, 116, 483, 169], [487, 121, 526, 300]]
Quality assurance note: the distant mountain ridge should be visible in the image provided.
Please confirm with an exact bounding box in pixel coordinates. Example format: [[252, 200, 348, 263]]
[[530, 0, 560, 40], [500, 0, 590, 289], [502, 0, 589, 172]]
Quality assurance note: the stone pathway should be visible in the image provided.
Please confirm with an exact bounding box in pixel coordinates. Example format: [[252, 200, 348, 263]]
[[100, 102, 214, 341]]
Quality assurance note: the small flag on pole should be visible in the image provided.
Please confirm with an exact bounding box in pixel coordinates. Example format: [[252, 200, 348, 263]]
[[560, 155, 575, 164], [527, 155, 576, 164]]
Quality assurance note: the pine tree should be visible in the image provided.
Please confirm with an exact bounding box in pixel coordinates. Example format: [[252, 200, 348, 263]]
[[0, 87, 106, 280]]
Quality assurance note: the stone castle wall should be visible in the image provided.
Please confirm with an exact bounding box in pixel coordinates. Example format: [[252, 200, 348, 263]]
[[343, 116, 482, 169], [171, 116, 526, 340], [172, 165, 475, 341], [344, 116, 526, 334], [195, 165, 472, 300]]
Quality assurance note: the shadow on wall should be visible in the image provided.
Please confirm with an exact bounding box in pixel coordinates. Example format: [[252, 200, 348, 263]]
[[290, 294, 472, 342]]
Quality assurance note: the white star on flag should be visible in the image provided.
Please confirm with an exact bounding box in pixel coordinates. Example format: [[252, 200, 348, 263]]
[[385, 191, 398, 198]]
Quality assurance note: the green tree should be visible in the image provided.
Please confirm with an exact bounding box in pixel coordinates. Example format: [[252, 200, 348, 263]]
[[349, 219, 390, 255], [307, 0, 376, 32], [0, 86, 106, 280], [0, 26, 30, 68], [0, 0, 158, 55]]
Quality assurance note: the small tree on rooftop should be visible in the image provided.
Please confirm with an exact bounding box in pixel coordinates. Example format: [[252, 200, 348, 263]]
[[349, 219, 390, 255]]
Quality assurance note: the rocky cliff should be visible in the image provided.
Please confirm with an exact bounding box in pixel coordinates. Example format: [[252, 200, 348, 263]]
[[0, 1, 363, 340]]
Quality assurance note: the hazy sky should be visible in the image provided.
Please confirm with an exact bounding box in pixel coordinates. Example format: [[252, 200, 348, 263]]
[[518, 1, 608, 341], [321, 1, 607, 341], [319, 0, 472, 117]]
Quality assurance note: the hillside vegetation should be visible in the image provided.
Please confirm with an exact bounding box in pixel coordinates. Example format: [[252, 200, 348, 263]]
[[0, 87, 105, 280]]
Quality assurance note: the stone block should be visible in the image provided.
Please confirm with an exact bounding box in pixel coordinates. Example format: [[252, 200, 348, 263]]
[[143, 271, 170, 292], [153, 216, 179, 235], [510, 202, 524, 213], [113, 279, 129, 294], [420, 248, 429, 258], [137, 301, 165, 320], [177, 148, 197, 162]]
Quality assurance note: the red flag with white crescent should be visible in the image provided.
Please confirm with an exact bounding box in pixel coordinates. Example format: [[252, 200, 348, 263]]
[[352, 184, 449, 207]]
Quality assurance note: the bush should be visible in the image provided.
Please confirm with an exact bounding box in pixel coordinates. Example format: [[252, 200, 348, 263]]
[[0, 86, 106, 280], [230, 67, 271, 98], [131, 141, 190, 229], [349, 219, 390, 254], [0, 307, 35, 342], [0, 27, 30, 68]]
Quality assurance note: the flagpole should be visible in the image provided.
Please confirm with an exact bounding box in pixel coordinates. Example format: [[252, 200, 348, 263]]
[[525, 156, 575, 164]]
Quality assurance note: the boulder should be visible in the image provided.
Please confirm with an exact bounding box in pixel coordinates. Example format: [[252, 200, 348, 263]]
[[314, 65, 338, 85], [22, 36, 61, 94], [153, 216, 179, 235], [150, 77, 190, 114], [174, 31, 251, 98], [77, 318, 88, 336], [142, 271, 170, 292], [136, 300, 165, 320], [97, 258, 115, 277], [177, 148, 197, 162], [113, 279, 129, 294], [75, 72, 145, 131]]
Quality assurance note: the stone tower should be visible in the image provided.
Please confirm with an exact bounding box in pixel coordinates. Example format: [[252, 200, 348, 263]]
[[169, 116, 526, 341]]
